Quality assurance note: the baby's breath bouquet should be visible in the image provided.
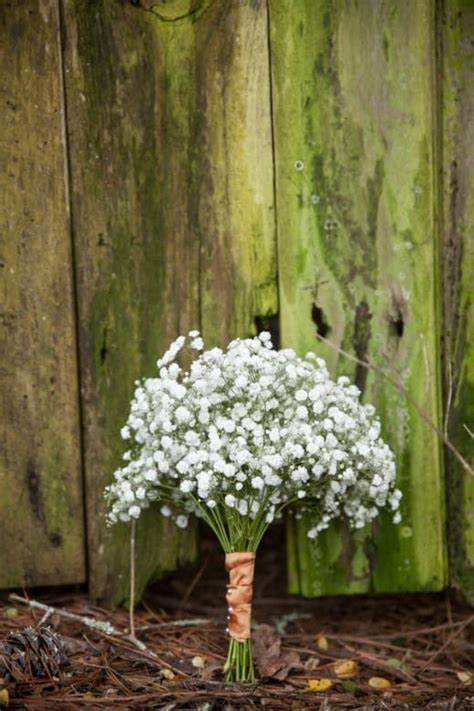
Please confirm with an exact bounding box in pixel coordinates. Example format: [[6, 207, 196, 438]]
[[106, 332, 401, 682]]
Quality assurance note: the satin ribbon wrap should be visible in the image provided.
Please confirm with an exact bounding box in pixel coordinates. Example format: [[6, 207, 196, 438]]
[[225, 552, 256, 642]]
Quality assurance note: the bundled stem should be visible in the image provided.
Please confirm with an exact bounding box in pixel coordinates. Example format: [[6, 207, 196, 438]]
[[224, 638, 255, 682]]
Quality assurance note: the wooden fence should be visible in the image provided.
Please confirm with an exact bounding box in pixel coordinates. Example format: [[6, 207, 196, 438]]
[[0, 0, 472, 605]]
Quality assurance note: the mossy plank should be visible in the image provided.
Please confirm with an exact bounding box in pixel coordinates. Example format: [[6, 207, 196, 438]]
[[61, 0, 202, 604], [0, 0, 86, 587], [269, 0, 446, 595], [441, 0, 474, 603], [193, 0, 278, 344], [62, 0, 277, 604]]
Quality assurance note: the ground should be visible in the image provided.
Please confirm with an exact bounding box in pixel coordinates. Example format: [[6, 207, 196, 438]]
[[0, 535, 473, 709]]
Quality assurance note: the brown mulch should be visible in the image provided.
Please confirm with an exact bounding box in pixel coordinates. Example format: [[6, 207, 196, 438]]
[[0, 535, 473, 709]]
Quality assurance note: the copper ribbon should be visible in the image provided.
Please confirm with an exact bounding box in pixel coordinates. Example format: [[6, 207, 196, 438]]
[[225, 552, 256, 642]]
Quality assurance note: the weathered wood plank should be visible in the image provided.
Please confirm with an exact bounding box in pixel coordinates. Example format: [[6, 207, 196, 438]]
[[0, 0, 86, 587], [61, 0, 277, 604], [61, 0, 201, 604], [269, 0, 446, 595], [194, 0, 278, 345], [441, 0, 474, 603]]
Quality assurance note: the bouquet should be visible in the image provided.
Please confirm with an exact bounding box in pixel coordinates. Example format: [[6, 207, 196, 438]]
[[106, 332, 401, 682]]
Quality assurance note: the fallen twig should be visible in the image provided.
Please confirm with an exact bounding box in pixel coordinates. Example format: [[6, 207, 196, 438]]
[[9, 593, 152, 656], [135, 618, 211, 631]]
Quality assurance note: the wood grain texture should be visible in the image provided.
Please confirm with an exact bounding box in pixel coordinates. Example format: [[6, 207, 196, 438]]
[[193, 0, 278, 344], [269, 0, 446, 595], [61, 0, 200, 604], [441, 0, 474, 603], [0, 0, 86, 587], [61, 0, 276, 603]]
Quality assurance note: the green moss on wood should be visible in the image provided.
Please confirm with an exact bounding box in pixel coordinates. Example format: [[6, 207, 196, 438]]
[[63, 0, 277, 604], [269, 0, 446, 595], [441, 0, 474, 603], [63, 0, 201, 604]]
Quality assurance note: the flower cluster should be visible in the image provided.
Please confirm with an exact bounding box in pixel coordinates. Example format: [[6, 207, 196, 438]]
[[106, 332, 401, 543]]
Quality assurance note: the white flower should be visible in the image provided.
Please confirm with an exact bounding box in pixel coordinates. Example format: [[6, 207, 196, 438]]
[[185, 431, 200, 446], [251, 476, 265, 490], [176, 515, 188, 528], [296, 405, 308, 419], [225, 494, 236, 508], [175, 406, 192, 424], [222, 419, 236, 433], [191, 337, 204, 350], [237, 500, 248, 515], [223, 463, 236, 477], [120, 426, 131, 440], [177, 460, 190, 474], [144, 469, 157, 482], [129, 505, 141, 518], [235, 450, 252, 466]]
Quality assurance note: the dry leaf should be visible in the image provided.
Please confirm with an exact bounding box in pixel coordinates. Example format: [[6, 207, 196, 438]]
[[159, 668, 175, 680], [456, 671, 472, 686], [4, 609, 17, 619], [368, 676, 391, 690], [191, 656, 205, 669], [0, 689, 8, 708], [316, 635, 329, 651], [307, 678, 333, 692], [200, 662, 222, 681], [253, 624, 301, 681], [334, 659, 358, 679]]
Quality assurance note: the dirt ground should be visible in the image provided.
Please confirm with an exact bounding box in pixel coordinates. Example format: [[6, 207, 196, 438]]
[[1, 533, 473, 709]]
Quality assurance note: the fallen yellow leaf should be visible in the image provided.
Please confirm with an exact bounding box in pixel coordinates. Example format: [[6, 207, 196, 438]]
[[334, 659, 358, 679], [0, 689, 9, 708], [159, 668, 175, 680], [316, 635, 329, 651], [192, 655, 205, 669], [368, 676, 391, 690], [307, 678, 333, 692], [456, 671, 472, 686]]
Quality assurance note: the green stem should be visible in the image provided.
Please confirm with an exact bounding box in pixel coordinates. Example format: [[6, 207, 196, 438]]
[[224, 638, 255, 683]]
